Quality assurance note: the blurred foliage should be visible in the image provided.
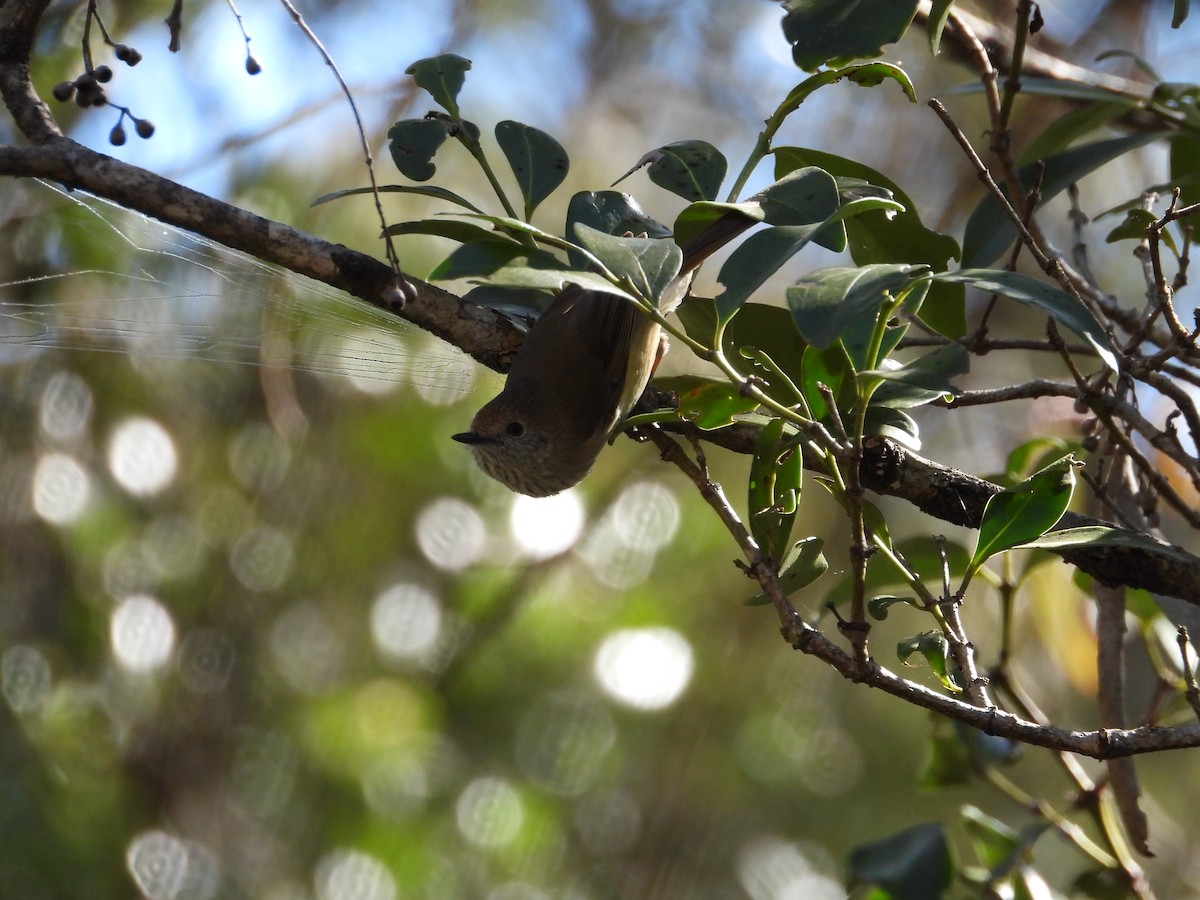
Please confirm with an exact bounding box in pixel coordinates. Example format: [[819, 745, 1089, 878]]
[[4, 2, 1200, 900]]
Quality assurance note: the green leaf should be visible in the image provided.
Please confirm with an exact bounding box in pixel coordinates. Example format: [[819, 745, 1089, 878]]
[[867, 343, 969, 409], [312, 184, 484, 214], [1017, 102, 1130, 166], [1104, 207, 1158, 244], [927, 0, 956, 55], [1170, 133, 1200, 207], [801, 342, 856, 421], [1016, 526, 1197, 564], [494, 121, 570, 219], [848, 823, 953, 900], [786, 263, 928, 348], [941, 76, 1145, 106], [961, 806, 1020, 870], [967, 456, 1078, 586], [572, 224, 681, 306], [863, 405, 921, 449], [746, 537, 828, 605], [774, 147, 964, 338], [673, 201, 764, 247], [757, 165, 843, 227], [716, 196, 905, 324], [383, 219, 500, 244], [617, 140, 727, 202], [430, 240, 641, 302], [748, 417, 803, 560], [933, 269, 1117, 370], [998, 436, 1071, 485], [405, 54, 471, 116], [714, 223, 825, 322], [783, 0, 920, 71], [567, 191, 672, 271], [962, 132, 1167, 267], [867, 594, 917, 620], [898, 630, 960, 691], [387, 118, 450, 182], [656, 375, 761, 430], [726, 303, 809, 386], [918, 721, 971, 788]]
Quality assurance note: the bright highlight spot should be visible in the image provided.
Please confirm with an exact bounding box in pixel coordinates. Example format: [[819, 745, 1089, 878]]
[[594, 627, 693, 711], [111, 595, 177, 673], [509, 490, 585, 559], [737, 835, 843, 900], [611, 480, 680, 550], [39, 370, 93, 441], [371, 583, 442, 664], [126, 830, 189, 900], [314, 848, 396, 900], [2, 644, 52, 713], [31, 453, 90, 525], [108, 417, 178, 496], [455, 777, 524, 847], [415, 498, 486, 571]]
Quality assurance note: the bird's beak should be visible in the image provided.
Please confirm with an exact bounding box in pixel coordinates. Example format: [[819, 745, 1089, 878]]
[[452, 431, 489, 445]]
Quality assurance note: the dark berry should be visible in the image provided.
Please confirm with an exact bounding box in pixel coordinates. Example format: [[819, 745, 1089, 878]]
[[52, 81, 76, 102], [114, 44, 143, 66], [109, 124, 127, 146], [245, 55, 262, 75], [92, 65, 113, 83], [134, 118, 155, 139]]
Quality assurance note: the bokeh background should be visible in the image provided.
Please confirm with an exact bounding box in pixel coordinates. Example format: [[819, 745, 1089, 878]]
[[3, 1, 1200, 897]]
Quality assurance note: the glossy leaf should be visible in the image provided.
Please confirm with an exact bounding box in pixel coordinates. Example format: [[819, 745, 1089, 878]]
[[775, 146, 965, 338], [1170, 133, 1200, 207], [405, 54, 471, 116], [897, 630, 960, 691], [787, 263, 927, 348], [848, 823, 953, 900], [746, 538, 828, 605], [1017, 525, 1197, 564], [933, 269, 1117, 370], [998, 437, 1072, 486], [673, 201, 764, 247], [801, 342, 856, 421], [867, 594, 917, 620], [716, 197, 904, 325], [430, 241, 640, 302], [387, 118, 450, 182], [1017, 102, 1130, 166], [962, 132, 1166, 267], [383, 219, 500, 244], [867, 343, 969, 409], [573, 224, 681, 305], [617, 140, 727, 202], [863, 405, 921, 449], [748, 417, 802, 560], [961, 805, 1020, 870], [927, 0, 955, 55], [312, 184, 484, 214], [567, 191, 672, 270], [657, 376, 761, 430], [967, 456, 1078, 585], [495, 120, 570, 218], [783, 0, 920, 71]]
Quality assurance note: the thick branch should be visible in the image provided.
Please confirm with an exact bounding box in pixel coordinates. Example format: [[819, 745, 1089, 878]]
[[663, 416, 1200, 607]]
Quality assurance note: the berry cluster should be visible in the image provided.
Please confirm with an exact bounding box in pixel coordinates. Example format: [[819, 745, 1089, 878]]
[[50, 37, 153, 146]]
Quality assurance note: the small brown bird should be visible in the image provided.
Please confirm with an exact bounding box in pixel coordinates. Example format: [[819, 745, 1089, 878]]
[[453, 214, 752, 496]]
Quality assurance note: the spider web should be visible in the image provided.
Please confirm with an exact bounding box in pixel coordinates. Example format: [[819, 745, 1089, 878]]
[[0, 181, 474, 395]]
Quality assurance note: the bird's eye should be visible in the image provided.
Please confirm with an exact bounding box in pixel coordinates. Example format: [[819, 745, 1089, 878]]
[[506, 421, 525, 437]]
